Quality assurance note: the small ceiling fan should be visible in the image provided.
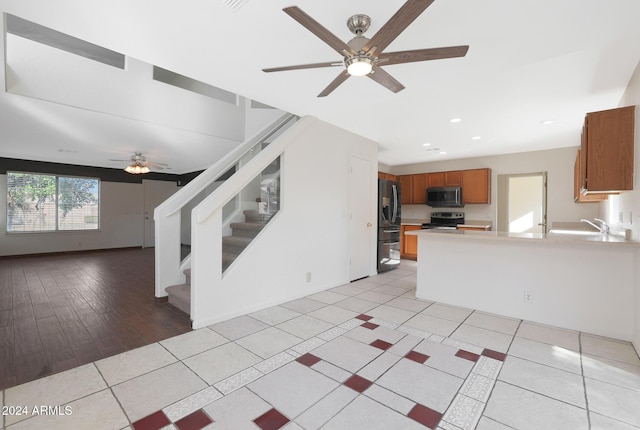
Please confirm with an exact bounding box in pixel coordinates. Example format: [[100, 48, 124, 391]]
[[109, 152, 169, 174], [262, 0, 469, 97]]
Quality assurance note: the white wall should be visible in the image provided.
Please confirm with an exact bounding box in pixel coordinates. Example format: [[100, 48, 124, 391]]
[[386, 147, 599, 227], [0, 176, 177, 256], [602, 59, 640, 351], [191, 117, 379, 327]]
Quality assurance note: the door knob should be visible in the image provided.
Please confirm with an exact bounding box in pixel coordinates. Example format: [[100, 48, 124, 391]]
[[367, 223, 373, 227]]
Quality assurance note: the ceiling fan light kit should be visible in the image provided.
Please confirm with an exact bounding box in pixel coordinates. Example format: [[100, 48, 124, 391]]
[[262, 0, 469, 97], [110, 152, 168, 174], [124, 163, 151, 174]]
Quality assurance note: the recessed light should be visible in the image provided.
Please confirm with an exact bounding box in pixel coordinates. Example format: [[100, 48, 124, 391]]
[[540, 119, 555, 125], [471, 136, 482, 140], [439, 151, 447, 155], [450, 118, 462, 123], [423, 143, 432, 147]]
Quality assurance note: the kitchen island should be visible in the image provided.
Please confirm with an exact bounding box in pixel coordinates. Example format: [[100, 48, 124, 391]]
[[405, 229, 639, 341]]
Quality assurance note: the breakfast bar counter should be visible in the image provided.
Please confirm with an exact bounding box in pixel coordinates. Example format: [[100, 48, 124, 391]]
[[405, 229, 639, 341]]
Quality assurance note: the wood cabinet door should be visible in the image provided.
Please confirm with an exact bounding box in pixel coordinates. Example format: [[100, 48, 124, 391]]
[[574, 151, 607, 202], [398, 175, 413, 204], [462, 169, 491, 204], [412, 174, 428, 204], [427, 172, 444, 187], [583, 106, 634, 192], [444, 171, 462, 186], [403, 225, 421, 258]]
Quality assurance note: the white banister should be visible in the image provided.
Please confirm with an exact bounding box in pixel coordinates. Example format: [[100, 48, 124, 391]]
[[154, 113, 298, 298], [190, 116, 318, 328]]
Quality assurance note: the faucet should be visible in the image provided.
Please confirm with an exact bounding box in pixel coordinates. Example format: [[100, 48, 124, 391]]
[[581, 218, 610, 235]]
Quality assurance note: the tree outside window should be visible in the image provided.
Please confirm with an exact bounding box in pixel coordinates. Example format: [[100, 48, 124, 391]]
[[7, 172, 99, 232]]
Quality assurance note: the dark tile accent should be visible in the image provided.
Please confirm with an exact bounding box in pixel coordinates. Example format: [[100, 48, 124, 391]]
[[175, 409, 213, 430], [253, 408, 290, 430], [408, 403, 442, 429], [405, 350, 430, 364], [361, 322, 379, 330], [296, 353, 322, 367], [456, 349, 481, 362], [355, 314, 373, 321], [343, 374, 373, 393], [132, 410, 171, 430], [482, 348, 507, 362], [370, 339, 393, 351]]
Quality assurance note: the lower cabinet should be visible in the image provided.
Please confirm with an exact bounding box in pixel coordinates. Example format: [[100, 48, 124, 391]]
[[401, 225, 421, 260]]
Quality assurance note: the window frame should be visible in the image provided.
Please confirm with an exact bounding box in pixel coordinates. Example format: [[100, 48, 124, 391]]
[[6, 170, 101, 234]]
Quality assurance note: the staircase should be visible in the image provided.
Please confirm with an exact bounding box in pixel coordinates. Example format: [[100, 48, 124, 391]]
[[166, 209, 272, 315]]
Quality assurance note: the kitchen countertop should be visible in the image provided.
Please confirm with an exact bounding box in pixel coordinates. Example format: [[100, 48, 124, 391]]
[[401, 219, 426, 226], [406, 228, 639, 247]]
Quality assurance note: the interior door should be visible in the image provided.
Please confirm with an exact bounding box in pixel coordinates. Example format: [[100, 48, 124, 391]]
[[498, 173, 547, 233], [143, 179, 179, 247], [349, 155, 374, 280]]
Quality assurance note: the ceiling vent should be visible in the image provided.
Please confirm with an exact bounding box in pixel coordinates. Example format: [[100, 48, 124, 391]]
[[220, 0, 249, 12]]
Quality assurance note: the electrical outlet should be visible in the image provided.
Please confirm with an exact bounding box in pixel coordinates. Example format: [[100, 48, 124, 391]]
[[524, 291, 534, 303], [306, 272, 312, 283]]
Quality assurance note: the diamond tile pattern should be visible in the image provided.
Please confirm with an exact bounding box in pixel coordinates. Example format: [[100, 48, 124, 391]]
[[3, 259, 639, 430]]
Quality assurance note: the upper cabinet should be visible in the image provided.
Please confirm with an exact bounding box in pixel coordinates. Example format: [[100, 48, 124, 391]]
[[397, 168, 491, 205], [398, 175, 413, 205], [428, 171, 462, 187], [574, 150, 607, 202], [461, 168, 491, 204], [579, 106, 635, 194], [378, 172, 398, 181]]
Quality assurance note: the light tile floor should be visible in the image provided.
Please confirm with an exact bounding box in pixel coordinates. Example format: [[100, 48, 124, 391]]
[[2, 260, 640, 430]]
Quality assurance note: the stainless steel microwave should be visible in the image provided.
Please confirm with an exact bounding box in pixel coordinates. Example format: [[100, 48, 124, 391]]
[[426, 186, 464, 207]]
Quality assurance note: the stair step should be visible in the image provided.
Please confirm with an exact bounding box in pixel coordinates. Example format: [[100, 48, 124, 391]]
[[166, 283, 190, 315], [222, 236, 252, 253], [230, 222, 265, 238], [243, 209, 273, 224]]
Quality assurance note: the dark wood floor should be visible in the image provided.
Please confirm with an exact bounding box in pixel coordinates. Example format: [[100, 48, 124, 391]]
[[0, 248, 191, 391]]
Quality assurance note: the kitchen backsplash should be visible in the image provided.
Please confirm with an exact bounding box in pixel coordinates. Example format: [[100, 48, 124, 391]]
[[402, 204, 494, 222]]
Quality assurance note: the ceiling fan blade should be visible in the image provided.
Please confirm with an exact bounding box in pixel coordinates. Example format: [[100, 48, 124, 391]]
[[263, 61, 343, 73], [108, 159, 129, 162], [377, 45, 469, 66], [318, 70, 351, 97], [146, 161, 168, 167], [283, 6, 355, 56], [362, 0, 435, 53], [367, 66, 405, 93]]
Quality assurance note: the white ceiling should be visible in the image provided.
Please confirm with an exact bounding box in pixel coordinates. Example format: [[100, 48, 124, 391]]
[[1, 0, 640, 172]]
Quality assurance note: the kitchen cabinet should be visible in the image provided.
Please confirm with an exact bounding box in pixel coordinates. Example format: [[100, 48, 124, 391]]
[[401, 225, 421, 260], [574, 150, 607, 202], [461, 168, 491, 204], [398, 175, 413, 205], [378, 172, 398, 181], [411, 174, 428, 204], [457, 226, 490, 231], [428, 171, 462, 187], [399, 168, 490, 205], [580, 106, 634, 194]]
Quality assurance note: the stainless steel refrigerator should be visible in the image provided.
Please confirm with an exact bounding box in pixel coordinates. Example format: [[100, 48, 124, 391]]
[[377, 179, 401, 272]]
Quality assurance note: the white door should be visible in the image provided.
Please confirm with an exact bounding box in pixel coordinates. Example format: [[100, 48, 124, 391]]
[[349, 156, 374, 280], [498, 173, 547, 233], [143, 179, 179, 247]]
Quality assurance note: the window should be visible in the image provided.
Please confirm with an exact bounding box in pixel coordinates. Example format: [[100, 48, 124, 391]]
[[7, 172, 99, 232]]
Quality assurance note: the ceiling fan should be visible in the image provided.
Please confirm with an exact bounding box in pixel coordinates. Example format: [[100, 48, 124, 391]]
[[109, 152, 169, 174], [262, 0, 469, 97]]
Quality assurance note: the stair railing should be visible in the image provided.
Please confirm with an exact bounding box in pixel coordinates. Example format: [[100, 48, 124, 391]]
[[154, 113, 298, 298], [189, 116, 317, 328]]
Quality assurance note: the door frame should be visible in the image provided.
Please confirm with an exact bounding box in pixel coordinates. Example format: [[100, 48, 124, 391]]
[[497, 172, 548, 233]]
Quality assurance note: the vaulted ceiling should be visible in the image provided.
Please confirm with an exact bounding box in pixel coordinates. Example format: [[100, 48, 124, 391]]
[[1, 0, 640, 173]]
